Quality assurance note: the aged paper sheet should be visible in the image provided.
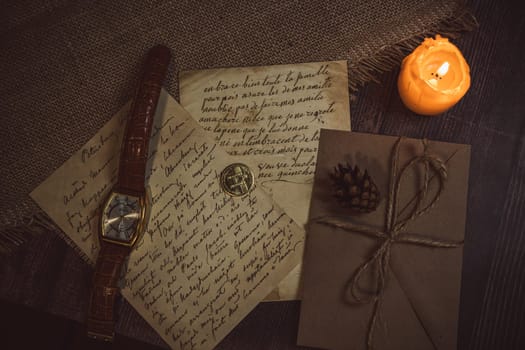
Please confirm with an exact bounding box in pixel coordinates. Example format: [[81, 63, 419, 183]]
[[180, 61, 350, 300], [31, 90, 304, 350]]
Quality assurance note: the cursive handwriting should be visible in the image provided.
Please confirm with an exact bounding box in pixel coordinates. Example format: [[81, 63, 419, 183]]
[[32, 91, 306, 350], [186, 62, 346, 187], [121, 99, 305, 350]]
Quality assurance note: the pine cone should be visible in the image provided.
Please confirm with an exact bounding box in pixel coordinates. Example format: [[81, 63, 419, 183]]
[[330, 163, 380, 214]]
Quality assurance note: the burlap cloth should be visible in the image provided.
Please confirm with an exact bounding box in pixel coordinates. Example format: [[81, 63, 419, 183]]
[[0, 1, 475, 252]]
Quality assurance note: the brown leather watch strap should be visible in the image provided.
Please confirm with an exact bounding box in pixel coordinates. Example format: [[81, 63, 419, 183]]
[[117, 45, 171, 196], [87, 45, 171, 341], [87, 242, 130, 341]]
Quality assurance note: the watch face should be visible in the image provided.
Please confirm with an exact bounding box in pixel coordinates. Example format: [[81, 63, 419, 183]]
[[101, 192, 144, 244]]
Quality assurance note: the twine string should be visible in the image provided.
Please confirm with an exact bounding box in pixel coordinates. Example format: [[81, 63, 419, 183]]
[[315, 137, 463, 349]]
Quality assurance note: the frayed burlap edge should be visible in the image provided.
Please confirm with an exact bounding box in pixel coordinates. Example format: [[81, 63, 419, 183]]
[[348, 5, 478, 93], [0, 208, 94, 265], [0, 211, 55, 256]]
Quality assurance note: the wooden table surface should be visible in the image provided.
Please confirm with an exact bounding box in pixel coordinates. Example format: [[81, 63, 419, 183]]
[[2, 0, 525, 349]]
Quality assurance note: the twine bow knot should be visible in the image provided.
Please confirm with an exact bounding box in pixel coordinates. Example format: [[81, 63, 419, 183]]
[[315, 137, 462, 349]]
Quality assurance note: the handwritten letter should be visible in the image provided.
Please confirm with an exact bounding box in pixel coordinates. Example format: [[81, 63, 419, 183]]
[[180, 61, 350, 299], [180, 61, 350, 227], [31, 90, 304, 350], [29, 104, 128, 260]]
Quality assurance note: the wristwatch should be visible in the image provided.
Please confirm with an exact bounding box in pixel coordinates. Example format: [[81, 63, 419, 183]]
[[86, 44, 171, 341]]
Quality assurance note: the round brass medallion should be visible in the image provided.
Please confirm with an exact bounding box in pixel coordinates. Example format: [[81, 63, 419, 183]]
[[220, 163, 254, 197]]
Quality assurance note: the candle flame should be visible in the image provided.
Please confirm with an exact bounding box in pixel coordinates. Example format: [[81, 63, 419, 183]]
[[428, 61, 451, 87], [437, 61, 450, 77]]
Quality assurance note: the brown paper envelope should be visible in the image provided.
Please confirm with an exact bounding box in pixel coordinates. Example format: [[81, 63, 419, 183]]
[[297, 130, 471, 350]]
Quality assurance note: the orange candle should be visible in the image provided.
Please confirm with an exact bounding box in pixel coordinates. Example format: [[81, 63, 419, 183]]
[[397, 35, 470, 116]]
